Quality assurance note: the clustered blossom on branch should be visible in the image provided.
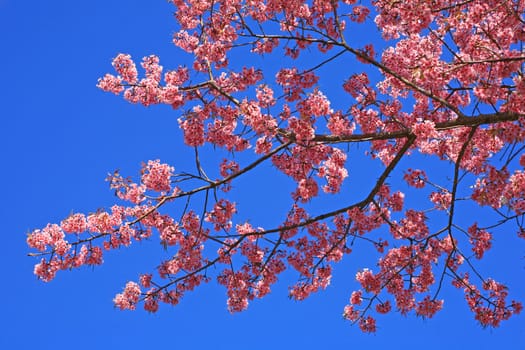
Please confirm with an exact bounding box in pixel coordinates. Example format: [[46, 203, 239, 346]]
[[29, 0, 525, 332]]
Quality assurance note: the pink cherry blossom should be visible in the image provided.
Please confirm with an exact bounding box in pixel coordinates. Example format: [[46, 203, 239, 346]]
[[141, 159, 174, 193], [112, 53, 138, 84], [96, 74, 123, 94], [114, 282, 142, 310], [60, 213, 87, 233], [28, 0, 525, 333]]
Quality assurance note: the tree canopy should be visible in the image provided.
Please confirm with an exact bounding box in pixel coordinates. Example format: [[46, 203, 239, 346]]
[[28, 0, 525, 332]]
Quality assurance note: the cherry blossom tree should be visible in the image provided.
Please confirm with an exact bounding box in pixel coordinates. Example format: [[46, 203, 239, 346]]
[[27, 0, 525, 332]]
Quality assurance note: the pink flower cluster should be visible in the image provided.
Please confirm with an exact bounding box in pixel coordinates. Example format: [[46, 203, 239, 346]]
[[356, 268, 381, 294], [503, 170, 525, 214], [141, 159, 174, 193], [112, 53, 138, 84], [205, 199, 237, 231], [114, 282, 142, 310], [415, 296, 443, 318], [107, 171, 146, 204], [327, 111, 355, 136], [393, 209, 429, 240], [98, 54, 189, 108], [297, 90, 332, 117], [343, 73, 372, 102], [30, 241, 104, 282], [404, 168, 427, 188], [376, 185, 404, 212], [412, 120, 437, 140], [288, 117, 315, 142], [453, 274, 522, 327], [179, 109, 205, 147], [97, 74, 123, 95], [27, 224, 70, 256], [276, 68, 318, 102], [288, 266, 332, 301], [60, 213, 87, 233], [256, 84, 276, 108], [319, 148, 348, 193], [27, 203, 163, 283], [468, 223, 492, 259], [241, 100, 277, 136], [471, 166, 525, 215], [218, 270, 251, 312], [349, 5, 370, 23], [292, 178, 319, 203], [429, 191, 452, 210], [344, 230, 477, 327]]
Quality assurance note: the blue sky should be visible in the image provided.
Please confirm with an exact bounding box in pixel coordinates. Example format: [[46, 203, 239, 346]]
[[2, 1, 524, 349]]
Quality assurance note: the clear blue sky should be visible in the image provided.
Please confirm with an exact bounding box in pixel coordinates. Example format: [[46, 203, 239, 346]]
[[1, 1, 524, 349]]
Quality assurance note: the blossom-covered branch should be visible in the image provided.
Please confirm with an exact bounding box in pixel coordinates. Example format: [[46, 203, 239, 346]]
[[28, 0, 525, 332]]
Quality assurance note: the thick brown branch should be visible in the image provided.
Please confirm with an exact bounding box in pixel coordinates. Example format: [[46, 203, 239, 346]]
[[310, 112, 522, 144]]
